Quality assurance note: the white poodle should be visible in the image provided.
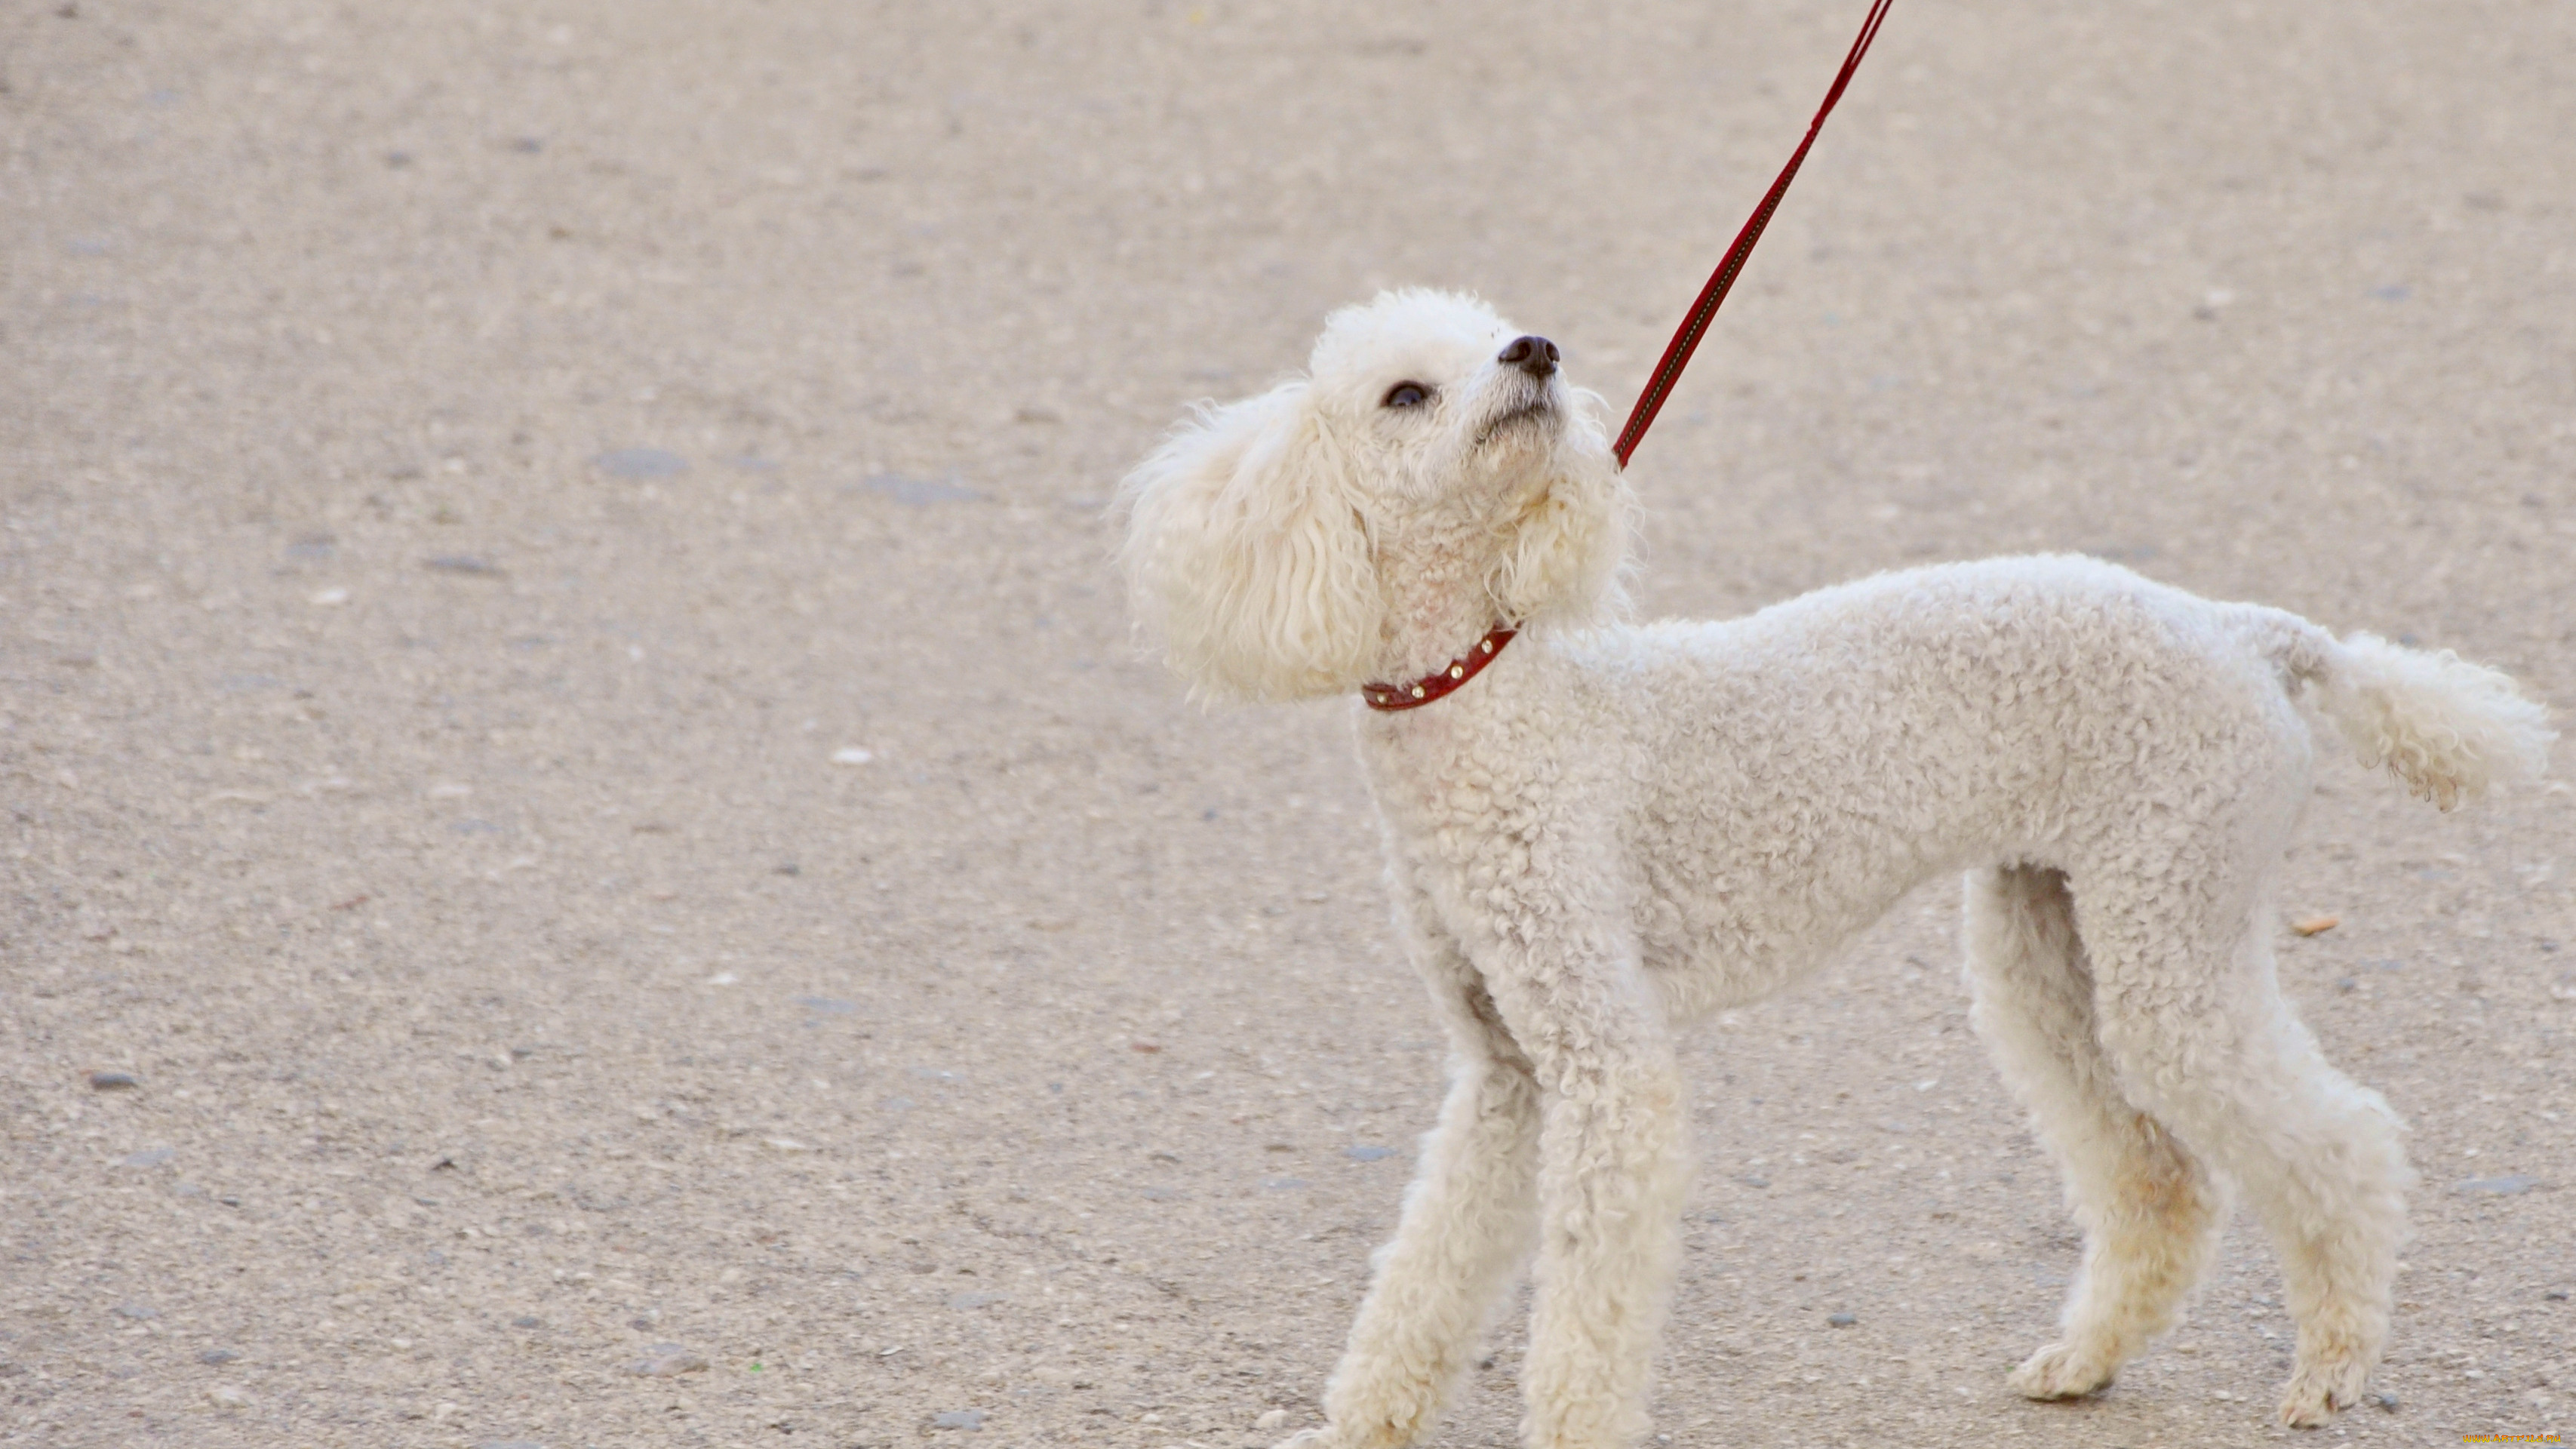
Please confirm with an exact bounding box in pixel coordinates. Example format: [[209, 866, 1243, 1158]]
[[1116, 289, 2553, 1447]]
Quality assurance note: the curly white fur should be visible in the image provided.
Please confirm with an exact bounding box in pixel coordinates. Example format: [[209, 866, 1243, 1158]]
[[1117, 291, 2555, 1447]]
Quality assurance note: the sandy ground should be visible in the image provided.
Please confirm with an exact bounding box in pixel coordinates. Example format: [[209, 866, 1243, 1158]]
[[4, 2, 2573, 1446]]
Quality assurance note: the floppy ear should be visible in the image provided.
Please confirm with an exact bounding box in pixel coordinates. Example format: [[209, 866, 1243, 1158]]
[[1486, 392, 1633, 628], [1117, 383, 1384, 703]]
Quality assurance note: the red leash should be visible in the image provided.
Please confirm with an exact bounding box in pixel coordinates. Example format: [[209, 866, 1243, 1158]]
[[1612, 0, 1895, 469], [1365, 0, 1891, 712]]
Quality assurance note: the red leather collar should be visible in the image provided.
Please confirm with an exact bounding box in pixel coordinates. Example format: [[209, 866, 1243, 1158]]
[[1362, 626, 1517, 712]]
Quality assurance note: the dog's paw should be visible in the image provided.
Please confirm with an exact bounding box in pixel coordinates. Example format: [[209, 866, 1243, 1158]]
[[2276, 1355, 2369, 1428], [2007, 1340, 2117, 1401]]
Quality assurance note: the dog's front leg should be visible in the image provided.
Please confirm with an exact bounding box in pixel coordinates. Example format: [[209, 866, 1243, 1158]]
[[1293, 942, 1545, 1449], [1486, 939, 1688, 1449]]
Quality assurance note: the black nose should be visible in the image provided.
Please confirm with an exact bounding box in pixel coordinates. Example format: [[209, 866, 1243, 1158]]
[[1499, 334, 1560, 378]]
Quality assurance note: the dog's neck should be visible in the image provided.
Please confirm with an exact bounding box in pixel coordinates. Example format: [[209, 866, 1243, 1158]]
[[1372, 550, 1511, 686], [1380, 580, 1504, 680], [1366, 490, 1534, 685]]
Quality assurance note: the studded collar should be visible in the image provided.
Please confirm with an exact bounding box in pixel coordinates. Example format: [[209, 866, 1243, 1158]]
[[1360, 626, 1517, 712]]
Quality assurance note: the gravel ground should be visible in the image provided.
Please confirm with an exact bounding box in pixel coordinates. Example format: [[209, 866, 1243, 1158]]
[[4, 2, 2571, 1446]]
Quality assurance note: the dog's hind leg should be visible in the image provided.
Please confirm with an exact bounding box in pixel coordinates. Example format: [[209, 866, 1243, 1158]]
[[1965, 866, 2224, 1403], [2080, 884, 2409, 1428], [1296, 931, 1545, 1449]]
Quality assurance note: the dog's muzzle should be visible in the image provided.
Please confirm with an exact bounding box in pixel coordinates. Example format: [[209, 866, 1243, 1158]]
[[1474, 393, 1557, 449]]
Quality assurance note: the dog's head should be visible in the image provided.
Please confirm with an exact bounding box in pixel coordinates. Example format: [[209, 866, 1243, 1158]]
[[1118, 289, 1630, 703]]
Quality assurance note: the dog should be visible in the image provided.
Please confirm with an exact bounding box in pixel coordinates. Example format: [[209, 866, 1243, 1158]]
[[1115, 289, 2553, 1447]]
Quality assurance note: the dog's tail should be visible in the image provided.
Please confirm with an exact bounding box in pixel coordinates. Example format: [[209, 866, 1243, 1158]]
[[2242, 608, 2553, 810]]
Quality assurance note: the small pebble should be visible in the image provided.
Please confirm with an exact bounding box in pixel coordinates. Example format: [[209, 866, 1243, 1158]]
[[198, 1349, 239, 1364], [932, 1410, 985, 1431], [626, 1344, 708, 1377], [1255, 1408, 1290, 1431], [2290, 915, 2339, 937], [88, 1071, 139, 1091], [1827, 1312, 1858, 1327], [112, 1303, 158, 1320], [1344, 1145, 1395, 1162], [119, 1147, 176, 1168], [423, 555, 502, 577], [309, 587, 350, 607], [2546, 1290, 2568, 1301], [831, 747, 874, 765], [476, 1441, 543, 1449], [207, 1385, 253, 1408], [511, 1315, 543, 1329], [595, 448, 687, 480], [2456, 1175, 2538, 1195], [2374, 1392, 2400, 1411], [864, 472, 981, 506]]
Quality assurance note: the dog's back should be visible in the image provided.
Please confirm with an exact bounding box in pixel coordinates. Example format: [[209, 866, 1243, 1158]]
[[1540, 555, 2548, 1013]]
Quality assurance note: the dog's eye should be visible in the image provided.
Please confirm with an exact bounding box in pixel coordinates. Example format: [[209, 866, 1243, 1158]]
[[1382, 382, 1431, 410]]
